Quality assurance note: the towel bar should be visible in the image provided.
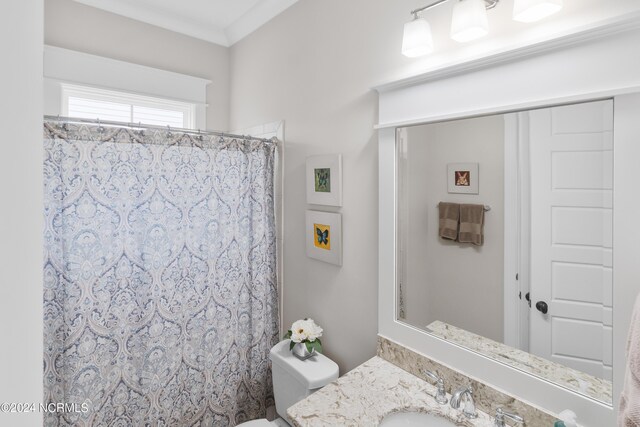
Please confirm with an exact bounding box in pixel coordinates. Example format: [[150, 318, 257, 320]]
[[437, 204, 491, 212]]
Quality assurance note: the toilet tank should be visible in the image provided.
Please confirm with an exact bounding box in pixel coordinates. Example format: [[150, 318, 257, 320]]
[[270, 340, 339, 424]]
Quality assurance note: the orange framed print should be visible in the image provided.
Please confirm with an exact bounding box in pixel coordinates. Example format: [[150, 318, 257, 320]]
[[305, 210, 342, 266]]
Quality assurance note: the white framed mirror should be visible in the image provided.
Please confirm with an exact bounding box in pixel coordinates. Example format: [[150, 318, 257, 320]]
[[396, 100, 613, 405], [377, 20, 640, 427]]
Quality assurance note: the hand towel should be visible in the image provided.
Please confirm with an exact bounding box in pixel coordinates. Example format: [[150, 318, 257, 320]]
[[438, 202, 459, 241], [619, 293, 640, 426], [458, 204, 484, 246]]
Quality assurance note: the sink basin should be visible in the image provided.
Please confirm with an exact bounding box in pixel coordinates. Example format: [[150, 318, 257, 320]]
[[379, 411, 457, 427]]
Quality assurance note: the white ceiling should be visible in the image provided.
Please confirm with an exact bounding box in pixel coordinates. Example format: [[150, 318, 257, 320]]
[[72, 0, 299, 46]]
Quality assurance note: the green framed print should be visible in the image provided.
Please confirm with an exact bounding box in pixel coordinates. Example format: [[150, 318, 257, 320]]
[[306, 154, 343, 206]]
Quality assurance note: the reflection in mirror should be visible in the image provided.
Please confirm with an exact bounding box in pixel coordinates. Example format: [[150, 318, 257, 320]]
[[396, 100, 613, 405]]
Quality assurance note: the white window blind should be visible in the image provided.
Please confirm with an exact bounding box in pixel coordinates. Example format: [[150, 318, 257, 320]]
[[63, 84, 195, 129]]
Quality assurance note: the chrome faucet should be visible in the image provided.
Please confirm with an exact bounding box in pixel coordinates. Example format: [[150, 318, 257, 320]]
[[449, 386, 477, 419], [494, 407, 524, 427], [422, 370, 448, 404]]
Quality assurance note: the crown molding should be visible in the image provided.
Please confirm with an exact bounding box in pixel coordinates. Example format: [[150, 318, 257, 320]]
[[225, 0, 299, 46], [72, 0, 299, 47], [73, 0, 228, 45]]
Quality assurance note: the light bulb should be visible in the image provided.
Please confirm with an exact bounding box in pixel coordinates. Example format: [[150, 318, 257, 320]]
[[402, 16, 434, 57], [450, 0, 489, 43]]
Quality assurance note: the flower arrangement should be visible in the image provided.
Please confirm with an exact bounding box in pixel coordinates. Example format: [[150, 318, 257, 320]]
[[284, 318, 323, 354]]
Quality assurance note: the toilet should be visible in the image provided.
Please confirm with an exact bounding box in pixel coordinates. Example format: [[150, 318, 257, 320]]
[[240, 340, 340, 426]]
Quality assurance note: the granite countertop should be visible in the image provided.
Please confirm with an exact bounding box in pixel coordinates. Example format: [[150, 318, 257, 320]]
[[287, 356, 494, 427], [426, 321, 612, 404]]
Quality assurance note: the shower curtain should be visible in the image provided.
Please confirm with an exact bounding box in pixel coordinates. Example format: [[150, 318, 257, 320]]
[[43, 122, 279, 426]]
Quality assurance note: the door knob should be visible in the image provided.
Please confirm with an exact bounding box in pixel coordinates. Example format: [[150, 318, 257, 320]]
[[535, 301, 548, 314]]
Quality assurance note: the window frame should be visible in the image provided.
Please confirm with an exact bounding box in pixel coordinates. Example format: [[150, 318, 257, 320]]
[[61, 83, 197, 129]]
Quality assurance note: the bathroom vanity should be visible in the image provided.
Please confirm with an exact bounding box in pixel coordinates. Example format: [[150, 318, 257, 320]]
[[288, 337, 556, 427], [287, 356, 496, 427]]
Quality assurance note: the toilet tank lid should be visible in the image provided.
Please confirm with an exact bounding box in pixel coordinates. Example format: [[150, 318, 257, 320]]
[[270, 340, 339, 389]]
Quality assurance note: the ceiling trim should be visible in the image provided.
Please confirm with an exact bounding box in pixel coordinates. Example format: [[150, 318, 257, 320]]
[[73, 0, 229, 45], [72, 0, 299, 47], [225, 0, 298, 46]]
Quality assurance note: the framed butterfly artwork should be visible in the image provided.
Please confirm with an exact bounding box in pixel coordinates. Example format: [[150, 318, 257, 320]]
[[447, 162, 479, 194], [305, 210, 342, 266], [306, 154, 343, 206]]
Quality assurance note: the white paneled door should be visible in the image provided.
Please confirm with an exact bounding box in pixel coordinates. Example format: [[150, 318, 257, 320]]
[[528, 100, 613, 380]]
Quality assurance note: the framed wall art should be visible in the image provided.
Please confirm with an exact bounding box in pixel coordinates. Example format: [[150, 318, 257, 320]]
[[447, 162, 479, 194], [306, 154, 343, 206], [305, 210, 342, 266]]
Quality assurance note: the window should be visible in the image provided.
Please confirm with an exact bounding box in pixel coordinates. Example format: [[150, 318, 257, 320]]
[[62, 84, 196, 129]]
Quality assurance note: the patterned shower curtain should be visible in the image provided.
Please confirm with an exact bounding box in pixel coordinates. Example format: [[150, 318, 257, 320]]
[[42, 122, 279, 426]]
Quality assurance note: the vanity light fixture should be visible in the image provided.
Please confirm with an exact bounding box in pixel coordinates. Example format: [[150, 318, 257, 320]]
[[402, 0, 562, 57]]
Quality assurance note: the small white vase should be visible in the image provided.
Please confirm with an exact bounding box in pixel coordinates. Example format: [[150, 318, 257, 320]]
[[292, 342, 316, 360]]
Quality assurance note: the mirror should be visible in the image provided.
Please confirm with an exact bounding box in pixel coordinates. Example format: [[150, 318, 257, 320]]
[[396, 100, 613, 405]]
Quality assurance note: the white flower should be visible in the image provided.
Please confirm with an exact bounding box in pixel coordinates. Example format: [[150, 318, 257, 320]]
[[289, 318, 323, 343], [305, 319, 323, 342]]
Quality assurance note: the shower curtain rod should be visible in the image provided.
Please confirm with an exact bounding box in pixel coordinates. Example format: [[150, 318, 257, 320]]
[[44, 115, 278, 144]]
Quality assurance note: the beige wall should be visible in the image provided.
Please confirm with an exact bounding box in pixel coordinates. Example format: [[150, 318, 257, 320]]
[[229, 0, 405, 373], [403, 116, 505, 342], [227, 0, 451, 373], [44, 0, 230, 132]]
